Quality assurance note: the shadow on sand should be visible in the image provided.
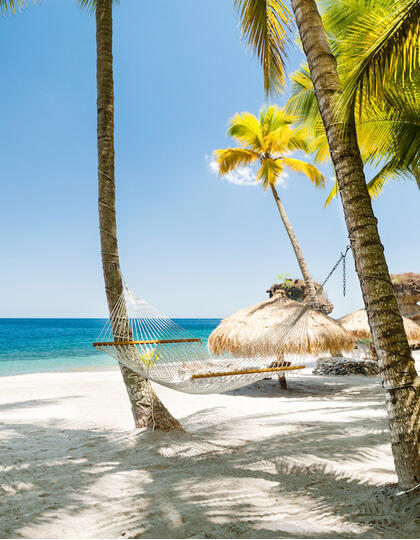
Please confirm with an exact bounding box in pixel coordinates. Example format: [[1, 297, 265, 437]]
[[0, 379, 418, 538]]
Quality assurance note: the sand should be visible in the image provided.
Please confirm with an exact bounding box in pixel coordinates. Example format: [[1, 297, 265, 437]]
[[0, 354, 419, 539]]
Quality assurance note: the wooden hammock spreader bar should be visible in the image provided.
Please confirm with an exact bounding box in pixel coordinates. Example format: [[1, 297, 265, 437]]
[[191, 365, 306, 379], [93, 338, 203, 347]]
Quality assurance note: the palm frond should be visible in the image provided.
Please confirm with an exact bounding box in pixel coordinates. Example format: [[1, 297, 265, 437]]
[[285, 128, 314, 154], [227, 112, 262, 150], [235, 0, 292, 95], [322, 0, 377, 36], [265, 126, 312, 155], [366, 166, 395, 199], [324, 158, 415, 206], [0, 0, 26, 14], [256, 158, 283, 189], [286, 65, 320, 127], [281, 157, 326, 187], [357, 78, 420, 169], [214, 148, 259, 175], [78, 0, 119, 13], [324, 180, 339, 207], [78, 0, 96, 12], [311, 133, 331, 163], [366, 158, 415, 198], [259, 105, 292, 137], [285, 66, 332, 162], [337, 0, 420, 115], [257, 105, 316, 155]]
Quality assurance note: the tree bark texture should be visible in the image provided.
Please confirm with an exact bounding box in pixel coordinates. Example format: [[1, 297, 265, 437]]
[[291, 0, 419, 489], [270, 184, 317, 298], [96, 0, 183, 431]]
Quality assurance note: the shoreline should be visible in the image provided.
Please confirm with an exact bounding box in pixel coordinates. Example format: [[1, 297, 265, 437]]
[[0, 364, 120, 378]]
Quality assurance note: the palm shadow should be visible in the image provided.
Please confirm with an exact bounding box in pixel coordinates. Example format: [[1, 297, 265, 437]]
[[225, 374, 380, 400], [1, 384, 418, 538], [0, 397, 82, 412]]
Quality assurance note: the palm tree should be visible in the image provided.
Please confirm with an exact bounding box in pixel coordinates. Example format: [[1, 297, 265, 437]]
[[290, 0, 420, 490], [80, 0, 182, 431], [215, 105, 325, 300], [286, 0, 420, 203], [235, 0, 419, 489]]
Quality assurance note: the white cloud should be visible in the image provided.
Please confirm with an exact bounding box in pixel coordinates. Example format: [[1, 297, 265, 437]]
[[206, 154, 258, 186], [206, 154, 288, 188], [208, 157, 220, 175], [224, 166, 259, 186]]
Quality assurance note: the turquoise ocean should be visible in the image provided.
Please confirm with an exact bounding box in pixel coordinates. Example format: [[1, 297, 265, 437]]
[[0, 319, 221, 377]]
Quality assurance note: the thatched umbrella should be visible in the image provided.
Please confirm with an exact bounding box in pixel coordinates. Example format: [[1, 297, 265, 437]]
[[208, 290, 356, 358], [338, 308, 420, 348]]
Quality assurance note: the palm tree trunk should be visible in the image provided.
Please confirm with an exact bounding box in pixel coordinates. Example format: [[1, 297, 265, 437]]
[[96, 0, 182, 431], [270, 183, 317, 298], [291, 0, 419, 490]]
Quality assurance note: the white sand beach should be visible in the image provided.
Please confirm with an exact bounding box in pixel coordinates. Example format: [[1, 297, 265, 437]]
[[1, 355, 419, 539]]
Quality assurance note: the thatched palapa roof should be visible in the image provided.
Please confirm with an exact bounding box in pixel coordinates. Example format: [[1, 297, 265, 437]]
[[208, 291, 355, 357], [338, 308, 420, 348]]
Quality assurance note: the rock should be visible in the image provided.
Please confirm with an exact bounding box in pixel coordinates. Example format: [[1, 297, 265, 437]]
[[391, 273, 420, 325], [313, 357, 380, 376], [266, 279, 333, 315]]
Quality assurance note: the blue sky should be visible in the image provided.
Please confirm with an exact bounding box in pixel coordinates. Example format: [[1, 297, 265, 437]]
[[0, 0, 418, 318]]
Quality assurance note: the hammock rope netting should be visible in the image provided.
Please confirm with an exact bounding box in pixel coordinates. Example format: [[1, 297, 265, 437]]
[[93, 283, 338, 394]]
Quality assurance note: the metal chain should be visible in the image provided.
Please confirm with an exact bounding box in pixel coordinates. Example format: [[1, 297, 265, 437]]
[[305, 245, 352, 308], [320, 245, 352, 293], [343, 251, 347, 297]]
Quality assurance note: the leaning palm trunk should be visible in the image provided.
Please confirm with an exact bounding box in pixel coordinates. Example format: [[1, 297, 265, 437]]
[[270, 184, 317, 298], [291, 0, 419, 489], [95, 0, 182, 431]]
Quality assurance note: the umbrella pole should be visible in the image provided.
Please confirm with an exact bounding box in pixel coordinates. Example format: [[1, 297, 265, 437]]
[[278, 374, 287, 389], [270, 353, 288, 389]]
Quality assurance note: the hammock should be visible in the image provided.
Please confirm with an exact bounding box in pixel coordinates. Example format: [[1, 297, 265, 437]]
[[93, 284, 320, 394]]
